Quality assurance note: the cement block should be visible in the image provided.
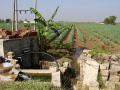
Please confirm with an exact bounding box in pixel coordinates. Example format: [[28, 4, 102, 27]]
[[110, 71, 118, 76], [111, 65, 120, 73], [83, 59, 99, 86], [101, 70, 109, 77], [51, 71, 61, 87], [100, 63, 110, 70], [102, 76, 108, 81], [89, 82, 99, 90], [109, 75, 120, 82]]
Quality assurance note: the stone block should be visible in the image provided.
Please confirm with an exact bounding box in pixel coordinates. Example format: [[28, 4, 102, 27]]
[[100, 63, 110, 70], [101, 70, 109, 77], [110, 70, 118, 76], [111, 65, 120, 72], [51, 71, 61, 87], [111, 61, 119, 65], [83, 59, 99, 86], [109, 75, 120, 82], [89, 82, 99, 90], [89, 87, 99, 90], [111, 55, 118, 61], [102, 76, 108, 81], [83, 49, 91, 54]]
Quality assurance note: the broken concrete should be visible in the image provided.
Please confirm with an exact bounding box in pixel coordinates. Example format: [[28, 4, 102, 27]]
[[100, 63, 110, 70], [51, 71, 61, 87], [82, 58, 99, 86]]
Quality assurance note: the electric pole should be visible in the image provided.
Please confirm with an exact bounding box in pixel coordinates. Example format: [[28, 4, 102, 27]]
[[34, 0, 37, 31], [12, 0, 18, 31], [12, 0, 37, 31], [12, 0, 15, 31], [15, 0, 18, 31]]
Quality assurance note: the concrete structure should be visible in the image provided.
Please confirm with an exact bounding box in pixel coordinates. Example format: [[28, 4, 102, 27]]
[[21, 69, 61, 87], [82, 58, 99, 86], [0, 37, 39, 69]]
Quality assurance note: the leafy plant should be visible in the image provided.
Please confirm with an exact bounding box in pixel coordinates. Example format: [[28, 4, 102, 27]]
[[30, 6, 60, 51]]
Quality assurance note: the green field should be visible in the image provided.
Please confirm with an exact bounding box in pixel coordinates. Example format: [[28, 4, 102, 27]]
[[48, 22, 120, 52], [0, 22, 120, 53], [0, 22, 34, 30]]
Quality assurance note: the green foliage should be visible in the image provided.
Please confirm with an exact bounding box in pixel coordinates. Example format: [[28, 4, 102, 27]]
[[77, 29, 85, 43], [30, 7, 61, 51], [0, 22, 34, 30], [0, 81, 63, 90], [67, 28, 74, 43], [63, 24, 74, 49], [5, 19, 12, 23], [76, 23, 120, 48], [90, 48, 99, 57], [30, 8, 47, 27], [90, 47, 108, 57], [104, 16, 117, 25], [51, 29, 70, 48], [97, 69, 105, 89], [24, 23, 31, 30], [49, 6, 59, 21]]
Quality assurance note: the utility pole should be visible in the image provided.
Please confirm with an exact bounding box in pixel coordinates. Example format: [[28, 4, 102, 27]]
[[34, 0, 37, 31], [12, 0, 16, 32], [15, 0, 18, 31], [12, 0, 18, 31], [12, 0, 36, 31]]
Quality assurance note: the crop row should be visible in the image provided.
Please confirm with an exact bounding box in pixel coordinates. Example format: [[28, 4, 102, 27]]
[[50, 29, 70, 47]]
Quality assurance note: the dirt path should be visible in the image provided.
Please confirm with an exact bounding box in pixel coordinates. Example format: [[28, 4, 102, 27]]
[[79, 30, 95, 49], [73, 30, 85, 48], [63, 30, 70, 44]]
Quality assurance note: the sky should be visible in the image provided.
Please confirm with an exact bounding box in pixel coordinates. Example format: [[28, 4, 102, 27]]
[[0, 0, 120, 22]]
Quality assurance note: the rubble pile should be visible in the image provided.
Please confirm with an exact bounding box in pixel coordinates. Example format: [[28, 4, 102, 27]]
[[75, 50, 120, 90], [99, 54, 120, 90], [76, 49, 99, 90]]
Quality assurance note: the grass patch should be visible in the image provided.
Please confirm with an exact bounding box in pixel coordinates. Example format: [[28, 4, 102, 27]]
[[32, 76, 51, 82], [90, 47, 110, 58], [0, 80, 63, 90]]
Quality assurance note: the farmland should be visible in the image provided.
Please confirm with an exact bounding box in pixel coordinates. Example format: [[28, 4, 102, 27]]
[[0, 22, 34, 30], [49, 23, 120, 53], [0, 22, 120, 53]]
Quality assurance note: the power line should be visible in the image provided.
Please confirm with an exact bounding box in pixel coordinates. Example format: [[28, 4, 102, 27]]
[[12, 0, 37, 31]]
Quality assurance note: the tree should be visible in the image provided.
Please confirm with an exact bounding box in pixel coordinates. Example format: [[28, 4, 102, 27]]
[[30, 6, 60, 51], [104, 16, 117, 25], [5, 19, 11, 23]]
